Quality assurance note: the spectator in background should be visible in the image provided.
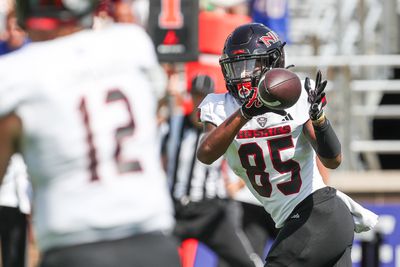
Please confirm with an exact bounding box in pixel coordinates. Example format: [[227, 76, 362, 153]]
[[0, 0, 9, 39], [162, 74, 256, 267], [0, 0, 181, 266], [0, 154, 32, 267], [0, 7, 29, 56]]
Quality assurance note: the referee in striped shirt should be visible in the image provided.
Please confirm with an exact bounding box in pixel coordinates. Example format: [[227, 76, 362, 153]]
[[162, 75, 256, 267]]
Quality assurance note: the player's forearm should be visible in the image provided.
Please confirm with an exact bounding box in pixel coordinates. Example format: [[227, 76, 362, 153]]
[[312, 115, 342, 169], [197, 109, 248, 165], [0, 114, 22, 182]]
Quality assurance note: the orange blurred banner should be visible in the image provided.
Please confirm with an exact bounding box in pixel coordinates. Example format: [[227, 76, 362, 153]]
[[185, 11, 252, 94], [199, 11, 252, 55]]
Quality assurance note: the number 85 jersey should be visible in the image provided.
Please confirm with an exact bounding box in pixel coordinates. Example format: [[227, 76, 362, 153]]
[[199, 87, 326, 228]]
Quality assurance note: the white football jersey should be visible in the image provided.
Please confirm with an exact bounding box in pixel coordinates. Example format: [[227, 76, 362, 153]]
[[0, 24, 174, 251], [199, 83, 326, 228]]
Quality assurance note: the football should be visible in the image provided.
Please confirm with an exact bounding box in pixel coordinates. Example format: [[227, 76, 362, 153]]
[[257, 68, 302, 110]]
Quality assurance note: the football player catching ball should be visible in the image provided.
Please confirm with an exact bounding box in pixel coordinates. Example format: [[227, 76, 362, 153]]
[[197, 23, 377, 266]]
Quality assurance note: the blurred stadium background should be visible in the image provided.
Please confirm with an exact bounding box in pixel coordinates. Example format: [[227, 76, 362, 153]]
[[148, 1, 400, 264], [1, 0, 399, 266]]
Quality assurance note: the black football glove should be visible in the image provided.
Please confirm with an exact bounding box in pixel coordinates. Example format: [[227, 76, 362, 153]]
[[240, 89, 286, 120], [305, 70, 327, 121]]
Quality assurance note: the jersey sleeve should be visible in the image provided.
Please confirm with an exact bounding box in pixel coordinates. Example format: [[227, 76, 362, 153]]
[[198, 93, 228, 126]]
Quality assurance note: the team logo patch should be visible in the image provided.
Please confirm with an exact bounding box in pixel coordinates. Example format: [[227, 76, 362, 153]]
[[260, 31, 280, 48], [256, 117, 268, 127]]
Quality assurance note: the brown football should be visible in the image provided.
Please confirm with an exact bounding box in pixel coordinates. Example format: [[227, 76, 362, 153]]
[[257, 68, 302, 110]]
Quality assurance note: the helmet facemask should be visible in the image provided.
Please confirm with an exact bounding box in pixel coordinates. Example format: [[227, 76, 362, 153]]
[[220, 46, 285, 104]]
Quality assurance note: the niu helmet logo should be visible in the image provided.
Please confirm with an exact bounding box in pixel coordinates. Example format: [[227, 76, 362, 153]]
[[256, 117, 267, 127], [260, 32, 280, 48]]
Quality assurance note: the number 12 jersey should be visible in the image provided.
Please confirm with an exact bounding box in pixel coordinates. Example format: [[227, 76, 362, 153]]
[[0, 24, 174, 251]]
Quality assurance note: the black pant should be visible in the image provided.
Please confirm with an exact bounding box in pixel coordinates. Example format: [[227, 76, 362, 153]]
[[174, 199, 255, 267], [0, 206, 28, 267], [40, 232, 182, 267], [265, 187, 354, 267], [240, 202, 278, 258]]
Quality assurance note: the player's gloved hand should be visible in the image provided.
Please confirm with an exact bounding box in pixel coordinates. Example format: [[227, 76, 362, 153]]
[[240, 89, 286, 120], [305, 70, 327, 123]]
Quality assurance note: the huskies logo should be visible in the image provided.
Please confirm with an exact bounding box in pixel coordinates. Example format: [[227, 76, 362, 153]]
[[256, 117, 267, 127], [259, 31, 280, 48]]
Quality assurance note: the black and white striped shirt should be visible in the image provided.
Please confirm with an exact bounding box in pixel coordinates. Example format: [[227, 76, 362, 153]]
[[162, 114, 227, 203]]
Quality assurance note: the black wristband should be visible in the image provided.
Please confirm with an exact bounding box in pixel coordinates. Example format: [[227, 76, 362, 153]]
[[313, 119, 341, 158]]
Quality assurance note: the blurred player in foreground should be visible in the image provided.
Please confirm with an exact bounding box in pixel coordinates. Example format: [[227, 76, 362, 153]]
[[197, 23, 378, 266], [0, 1, 181, 266]]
